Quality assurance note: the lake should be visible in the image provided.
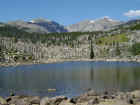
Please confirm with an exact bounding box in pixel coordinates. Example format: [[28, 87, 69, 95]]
[[0, 61, 140, 97]]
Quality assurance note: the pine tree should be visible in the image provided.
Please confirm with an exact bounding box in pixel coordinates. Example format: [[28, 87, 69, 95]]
[[115, 42, 121, 56], [90, 40, 94, 59]]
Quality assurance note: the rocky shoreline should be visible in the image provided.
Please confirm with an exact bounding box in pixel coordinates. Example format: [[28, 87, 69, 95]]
[[0, 58, 140, 67], [1, 90, 140, 105]]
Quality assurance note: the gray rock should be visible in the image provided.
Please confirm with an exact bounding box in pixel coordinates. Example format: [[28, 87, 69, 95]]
[[0, 96, 7, 104], [7, 96, 36, 105], [70, 97, 77, 104], [40, 96, 67, 105], [29, 96, 40, 104], [40, 97, 50, 105], [128, 98, 134, 104], [97, 100, 130, 105], [88, 98, 99, 105], [130, 90, 140, 98], [14, 98, 30, 105], [59, 100, 74, 105], [86, 90, 97, 96]]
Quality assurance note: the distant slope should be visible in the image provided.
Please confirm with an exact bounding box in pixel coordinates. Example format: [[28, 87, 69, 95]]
[[7, 18, 68, 33], [66, 17, 122, 32], [110, 19, 140, 31], [2, 17, 140, 34], [0, 22, 5, 27]]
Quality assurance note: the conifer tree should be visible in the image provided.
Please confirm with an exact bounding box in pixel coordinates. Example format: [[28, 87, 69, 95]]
[[116, 42, 121, 56], [90, 39, 94, 59]]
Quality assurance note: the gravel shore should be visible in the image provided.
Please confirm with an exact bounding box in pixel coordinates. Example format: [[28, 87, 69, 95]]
[[0, 89, 140, 105], [0, 58, 140, 67]]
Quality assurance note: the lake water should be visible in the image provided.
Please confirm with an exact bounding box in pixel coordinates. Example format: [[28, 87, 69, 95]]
[[0, 61, 140, 97]]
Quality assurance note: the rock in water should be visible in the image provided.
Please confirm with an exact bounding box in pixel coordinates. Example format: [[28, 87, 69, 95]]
[[48, 88, 56, 92]]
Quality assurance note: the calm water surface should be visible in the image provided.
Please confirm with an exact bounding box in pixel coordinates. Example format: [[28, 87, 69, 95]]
[[0, 61, 140, 97]]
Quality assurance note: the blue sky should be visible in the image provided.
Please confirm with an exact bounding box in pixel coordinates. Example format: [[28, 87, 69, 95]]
[[0, 0, 140, 25]]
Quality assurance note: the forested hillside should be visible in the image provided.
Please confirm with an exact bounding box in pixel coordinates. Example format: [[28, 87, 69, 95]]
[[0, 19, 140, 63]]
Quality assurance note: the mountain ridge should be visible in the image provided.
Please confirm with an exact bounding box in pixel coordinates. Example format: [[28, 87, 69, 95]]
[[1, 17, 140, 33], [66, 17, 123, 32], [7, 18, 68, 33]]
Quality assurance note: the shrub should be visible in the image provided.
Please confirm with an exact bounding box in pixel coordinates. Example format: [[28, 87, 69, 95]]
[[130, 43, 140, 55]]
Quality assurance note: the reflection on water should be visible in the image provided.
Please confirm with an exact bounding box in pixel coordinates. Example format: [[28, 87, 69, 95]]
[[0, 61, 140, 97]]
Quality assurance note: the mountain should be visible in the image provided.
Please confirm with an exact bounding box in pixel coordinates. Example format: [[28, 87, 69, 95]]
[[66, 17, 123, 32], [7, 18, 68, 33], [30, 18, 68, 33], [7, 17, 123, 34], [4, 17, 140, 34], [0, 22, 5, 27]]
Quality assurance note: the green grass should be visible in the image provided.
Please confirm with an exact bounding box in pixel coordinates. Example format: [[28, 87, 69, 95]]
[[129, 43, 140, 55], [96, 33, 129, 45]]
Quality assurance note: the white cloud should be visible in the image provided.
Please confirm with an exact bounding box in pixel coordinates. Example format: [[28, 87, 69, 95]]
[[124, 10, 140, 17]]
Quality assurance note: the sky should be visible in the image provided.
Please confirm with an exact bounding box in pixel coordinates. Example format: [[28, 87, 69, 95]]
[[0, 0, 140, 25]]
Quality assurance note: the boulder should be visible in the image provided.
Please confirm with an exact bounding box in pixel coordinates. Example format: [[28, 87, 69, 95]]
[[97, 100, 130, 105], [59, 100, 74, 105], [6, 97, 12, 102], [87, 98, 99, 105], [8, 96, 30, 105], [86, 90, 97, 96], [76, 102, 88, 105], [32, 104, 39, 105], [116, 92, 126, 100], [40, 96, 67, 105], [40, 97, 49, 105], [130, 90, 140, 98], [29, 96, 40, 104], [70, 97, 77, 104], [76, 94, 97, 103], [128, 98, 134, 104], [0, 96, 7, 104]]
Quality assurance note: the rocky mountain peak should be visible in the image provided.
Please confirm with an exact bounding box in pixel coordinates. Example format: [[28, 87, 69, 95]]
[[7, 18, 68, 33], [102, 16, 113, 21], [66, 17, 122, 32], [4, 17, 124, 33]]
